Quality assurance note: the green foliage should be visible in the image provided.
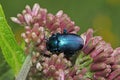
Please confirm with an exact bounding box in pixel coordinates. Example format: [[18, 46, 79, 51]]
[[0, 50, 14, 80], [75, 52, 93, 79], [0, 4, 25, 75]]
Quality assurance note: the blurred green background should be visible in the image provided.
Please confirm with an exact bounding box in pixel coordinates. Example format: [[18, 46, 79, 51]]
[[0, 0, 120, 79]]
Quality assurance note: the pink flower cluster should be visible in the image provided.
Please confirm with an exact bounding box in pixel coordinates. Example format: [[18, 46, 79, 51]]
[[82, 29, 120, 80], [42, 53, 90, 80], [11, 3, 120, 80], [11, 3, 79, 34]]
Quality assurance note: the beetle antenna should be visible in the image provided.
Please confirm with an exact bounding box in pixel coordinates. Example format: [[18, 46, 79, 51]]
[[45, 36, 48, 41]]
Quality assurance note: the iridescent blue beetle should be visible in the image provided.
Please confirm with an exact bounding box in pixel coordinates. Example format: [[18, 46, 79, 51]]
[[46, 30, 84, 57]]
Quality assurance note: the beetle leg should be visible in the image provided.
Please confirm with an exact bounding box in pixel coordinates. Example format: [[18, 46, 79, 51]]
[[56, 33, 60, 35], [63, 29, 67, 34], [64, 51, 75, 58], [52, 33, 56, 37]]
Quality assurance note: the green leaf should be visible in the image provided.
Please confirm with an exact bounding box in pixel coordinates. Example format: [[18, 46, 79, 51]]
[[0, 4, 25, 75], [0, 69, 14, 80], [0, 50, 14, 80], [75, 52, 92, 68], [75, 52, 93, 79]]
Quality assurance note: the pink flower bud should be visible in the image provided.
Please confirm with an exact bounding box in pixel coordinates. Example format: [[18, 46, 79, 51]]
[[91, 63, 107, 71]]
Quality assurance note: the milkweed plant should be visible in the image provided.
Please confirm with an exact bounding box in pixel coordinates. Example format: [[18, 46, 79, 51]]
[[0, 3, 120, 80]]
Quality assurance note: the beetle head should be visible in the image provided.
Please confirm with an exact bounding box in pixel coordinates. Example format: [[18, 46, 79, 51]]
[[46, 34, 59, 53]]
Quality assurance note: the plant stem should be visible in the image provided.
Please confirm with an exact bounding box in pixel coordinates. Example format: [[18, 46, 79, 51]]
[[16, 43, 33, 80]]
